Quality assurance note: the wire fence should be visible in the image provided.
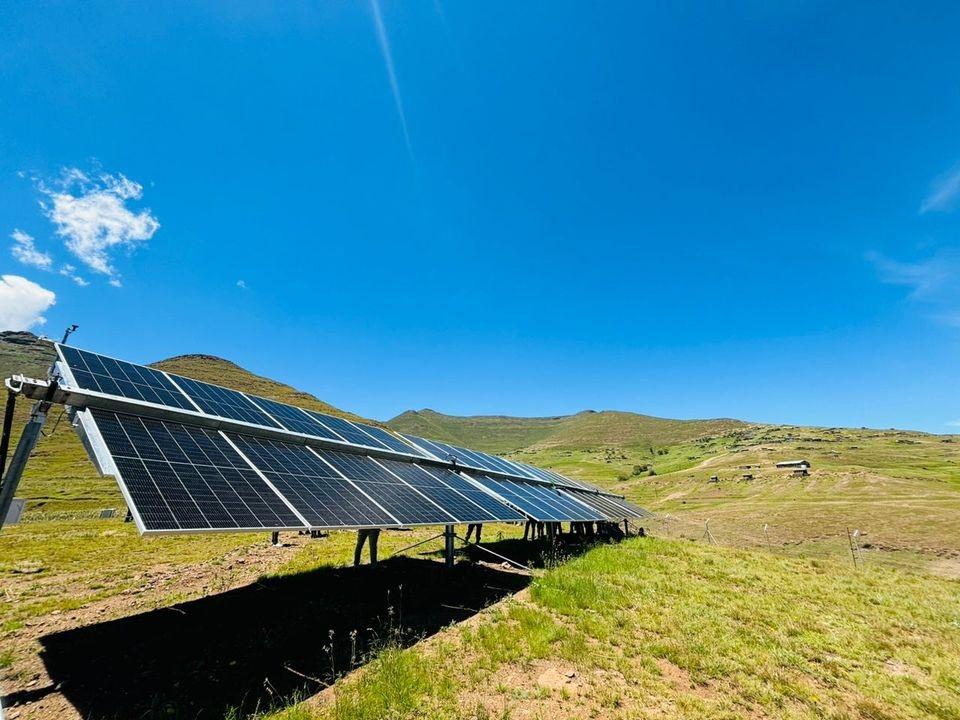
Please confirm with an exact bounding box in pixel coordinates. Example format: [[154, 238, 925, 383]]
[[7, 505, 947, 575], [638, 513, 938, 573]]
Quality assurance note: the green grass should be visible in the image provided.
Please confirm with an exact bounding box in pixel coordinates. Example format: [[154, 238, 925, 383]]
[[265, 537, 960, 720]]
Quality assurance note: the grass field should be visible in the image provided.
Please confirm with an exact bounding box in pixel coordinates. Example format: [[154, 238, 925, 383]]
[[266, 537, 960, 720]]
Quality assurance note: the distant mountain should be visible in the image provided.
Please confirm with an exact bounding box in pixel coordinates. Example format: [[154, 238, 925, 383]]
[[152, 354, 370, 424], [386, 408, 748, 454]]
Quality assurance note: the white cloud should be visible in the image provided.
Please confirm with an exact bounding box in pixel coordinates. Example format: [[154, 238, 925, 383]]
[[58, 264, 89, 287], [236, 279, 247, 289], [40, 169, 159, 282], [920, 165, 960, 214], [946, 420, 960, 428], [0, 275, 56, 330], [10, 229, 52, 270]]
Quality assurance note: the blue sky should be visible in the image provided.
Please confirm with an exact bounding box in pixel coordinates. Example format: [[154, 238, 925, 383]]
[[2, 2, 960, 432]]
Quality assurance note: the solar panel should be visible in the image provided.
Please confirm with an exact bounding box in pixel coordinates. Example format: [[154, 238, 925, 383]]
[[354, 424, 430, 458], [558, 490, 627, 519], [226, 434, 397, 528], [303, 412, 390, 450], [245, 395, 344, 440], [398, 434, 496, 472], [468, 474, 603, 522], [510, 460, 583, 490], [418, 466, 526, 522], [173, 375, 281, 428], [57, 345, 650, 531], [599, 494, 651, 519], [316, 449, 457, 526], [509, 479, 604, 521], [58, 346, 195, 410], [88, 409, 305, 532], [374, 458, 520, 523]]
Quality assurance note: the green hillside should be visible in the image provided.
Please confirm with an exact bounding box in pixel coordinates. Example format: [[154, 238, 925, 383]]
[[386, 408, 748, 454]]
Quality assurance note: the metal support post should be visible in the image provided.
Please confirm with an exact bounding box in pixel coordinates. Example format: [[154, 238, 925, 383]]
[[0, 391, 16, 479], [444, 524, 455, 568], [0, 380, 58, 532]]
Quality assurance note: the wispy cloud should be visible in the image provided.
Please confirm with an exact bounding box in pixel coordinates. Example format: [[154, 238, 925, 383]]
[[370, 0, 413, 157], [920, 164, 960, 214], [38, 168, 159, 283], [946, 420, 960, 428], [10, 229, 52, 270], [0, 274, 56, 330], [58, 264, 89, 287], [236, 279, 248, 289], [865, 250, 956, 299], [868, 249, 960, 327]]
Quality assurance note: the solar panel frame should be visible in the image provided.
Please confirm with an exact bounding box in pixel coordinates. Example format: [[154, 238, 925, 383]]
[[243, 395, 346, 441], [171, 375, 282, 428], [224, 434, 400, 529], [465, 474, 587, 522], [373, 458, 522, 523], [353, 424, 431, 458], [398, 434, 501, 474], [467, 475, 564, 521], [599, 494, 652, 519], [302, 412, 393, 451], [315, 449, 458, 526], [417, 466, 527, 522], [507, 478, 604, 521], [86, 409, 308, 534], [56, 345, 197, 411]]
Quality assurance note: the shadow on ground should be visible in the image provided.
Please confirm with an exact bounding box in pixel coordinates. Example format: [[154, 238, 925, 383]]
[[26, 554, 531, 720]]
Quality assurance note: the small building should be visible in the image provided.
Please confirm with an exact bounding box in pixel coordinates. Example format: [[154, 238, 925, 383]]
[[776, 460, 810, 470]]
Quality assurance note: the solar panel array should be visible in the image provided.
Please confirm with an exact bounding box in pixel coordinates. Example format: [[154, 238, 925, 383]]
[[59, 345, 648, 534], [91, 409, 304, 531]]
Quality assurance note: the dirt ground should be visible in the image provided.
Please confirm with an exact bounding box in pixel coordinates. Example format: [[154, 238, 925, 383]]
[[1, 535, 533, 720]]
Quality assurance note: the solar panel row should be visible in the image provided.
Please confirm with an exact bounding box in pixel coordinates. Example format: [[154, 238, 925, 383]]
[[467, 474, 605, 523], [60, 345, 648, 533], [58, 345, 431, 459], [559, 488, 650, 521], [86, 408, 527, 533]]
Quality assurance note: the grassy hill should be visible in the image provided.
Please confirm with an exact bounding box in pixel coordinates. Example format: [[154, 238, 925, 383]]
[[386, 409, 960, 575], [387, 408, 747, 454]]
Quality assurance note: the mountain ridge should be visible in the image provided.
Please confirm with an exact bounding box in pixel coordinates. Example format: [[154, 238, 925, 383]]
[[386, 407, 751, 455]]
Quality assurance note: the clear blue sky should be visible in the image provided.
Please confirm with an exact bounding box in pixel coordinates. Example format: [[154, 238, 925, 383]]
[[2, 2, 959, 432]]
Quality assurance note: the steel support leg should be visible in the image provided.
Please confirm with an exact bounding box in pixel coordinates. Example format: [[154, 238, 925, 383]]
[[444, 524, 455, 568], [0, 408, 47, 531], [0, 391, 16, 479]]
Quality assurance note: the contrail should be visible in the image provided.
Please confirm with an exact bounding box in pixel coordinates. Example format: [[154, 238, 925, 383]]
[[370, 0, 413, 158]]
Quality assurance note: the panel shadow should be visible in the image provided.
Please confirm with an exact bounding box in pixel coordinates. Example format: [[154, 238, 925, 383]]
[[29, 556, 530, 719]]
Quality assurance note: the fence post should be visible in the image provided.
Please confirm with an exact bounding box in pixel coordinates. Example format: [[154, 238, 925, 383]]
[[703, 519, 717, 545], [846, 527, 859, 569]]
